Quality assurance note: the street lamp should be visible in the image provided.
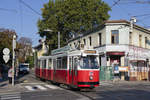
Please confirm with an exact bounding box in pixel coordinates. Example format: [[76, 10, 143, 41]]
[[44, 29, 60, 48], [12, 34, 16, 86]]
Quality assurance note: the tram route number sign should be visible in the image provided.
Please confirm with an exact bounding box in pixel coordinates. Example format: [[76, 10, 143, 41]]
[[3, 48, 10, 63]]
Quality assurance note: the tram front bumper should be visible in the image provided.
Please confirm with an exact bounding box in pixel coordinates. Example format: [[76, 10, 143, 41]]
[[77, 82, 99, 88]]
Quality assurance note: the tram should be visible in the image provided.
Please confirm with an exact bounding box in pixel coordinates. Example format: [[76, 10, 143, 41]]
[[35, 46, 99, 89]]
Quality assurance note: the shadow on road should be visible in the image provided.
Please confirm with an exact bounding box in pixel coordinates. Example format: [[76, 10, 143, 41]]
[[0, 71, 29, 86], [95, 89, 150, 100]]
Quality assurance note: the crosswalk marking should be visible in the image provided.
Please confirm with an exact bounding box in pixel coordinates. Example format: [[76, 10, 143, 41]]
[[35, 85, 47, 90], [45, 84, 58, 89], [25, 86, 35, 91], [1, 93, 21, 100], [24, 84, 61, 91]]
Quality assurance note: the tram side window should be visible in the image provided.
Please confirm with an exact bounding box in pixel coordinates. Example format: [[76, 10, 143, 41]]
[[74, 58, 78, 70], [42, 60, 46, 69], [57, 57, 62, 69], [53, 59, 57, 69], [62, 56, 67, 69], [38, 60, 40, 68], [69, 57, 72, 69], [48, 59, 52, 69]]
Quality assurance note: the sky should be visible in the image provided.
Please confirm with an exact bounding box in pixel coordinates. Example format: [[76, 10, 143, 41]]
[[0, 0, 150, 46]]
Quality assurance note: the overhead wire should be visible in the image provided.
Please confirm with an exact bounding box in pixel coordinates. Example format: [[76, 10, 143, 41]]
[[0, 8, 17, 13], [19, 0, 23, 37], [111, 0, 121, 8], [19, 0, 41, 16], [111, 0, 150, 28]]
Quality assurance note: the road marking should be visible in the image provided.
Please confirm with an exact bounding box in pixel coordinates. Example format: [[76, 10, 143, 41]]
[[45, 84, 58, 89], [1, 93, 21, 100], [25, 86, 35, 91], [100, 82, 113, 86], [35, 85, 47, 90], [21, 82, 46, 85]]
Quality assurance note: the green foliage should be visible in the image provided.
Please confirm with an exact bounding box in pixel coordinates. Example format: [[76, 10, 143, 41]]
[[0, 29, 16, 65], [25, 56, 34, 68], [38, 0, 111, 52]]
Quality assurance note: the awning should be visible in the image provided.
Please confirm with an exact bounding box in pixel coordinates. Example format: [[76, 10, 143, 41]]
[[107, 52, 125, 56]]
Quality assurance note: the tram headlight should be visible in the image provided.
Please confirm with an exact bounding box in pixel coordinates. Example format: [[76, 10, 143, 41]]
[[89, 76, 93, 80]]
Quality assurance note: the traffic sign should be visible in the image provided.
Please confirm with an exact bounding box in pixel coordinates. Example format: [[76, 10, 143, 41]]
[[3, 55, 10, 63], [3, 48, 10, 55]]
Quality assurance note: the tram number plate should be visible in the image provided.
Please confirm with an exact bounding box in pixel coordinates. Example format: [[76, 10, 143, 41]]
[[89, 72, 93, 76]]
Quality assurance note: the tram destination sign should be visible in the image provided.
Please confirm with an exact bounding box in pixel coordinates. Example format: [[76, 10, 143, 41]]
[[84, 50, 96, 54]]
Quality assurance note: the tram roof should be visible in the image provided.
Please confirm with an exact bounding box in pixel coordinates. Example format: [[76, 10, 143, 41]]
[[38, 55, 53, 60], [51, 46, 98, 57]]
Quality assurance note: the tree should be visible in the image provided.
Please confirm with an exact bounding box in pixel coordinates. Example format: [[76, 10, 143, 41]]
[[17, 37, 32, 63], [0, 28, 16, 65], [25, 56, 34, 68], [37, 0, 111, 52]]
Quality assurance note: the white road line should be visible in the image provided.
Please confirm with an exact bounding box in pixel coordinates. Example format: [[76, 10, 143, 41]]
[[45, 84, 58, 89], [25, 86, 35, 91], [100, 82, 113, 86], [35, 85, 47, 90], [21, 83, 46, 85], [1, 93, 21, 100]]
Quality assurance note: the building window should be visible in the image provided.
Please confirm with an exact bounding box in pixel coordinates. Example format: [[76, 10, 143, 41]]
[[139, 35, 142, 47], [99, 33, 102, 46], [89, 36, 92, 46], [111, 30, 119, 44], [83, 39, 86, 45], [129, 32, 132, 45], [145, 37, 147, 48]]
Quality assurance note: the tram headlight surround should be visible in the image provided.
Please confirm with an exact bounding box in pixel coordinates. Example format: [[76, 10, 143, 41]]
[[89, 76, 93, 80]]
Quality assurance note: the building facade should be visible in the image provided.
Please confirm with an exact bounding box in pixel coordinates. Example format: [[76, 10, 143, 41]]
[[34, 38, 48, 58], [68, 20, 150, 81]]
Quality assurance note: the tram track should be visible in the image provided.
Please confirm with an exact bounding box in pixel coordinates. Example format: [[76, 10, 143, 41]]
[[30, 71, 96, 100], [58, 84, 96, 100]]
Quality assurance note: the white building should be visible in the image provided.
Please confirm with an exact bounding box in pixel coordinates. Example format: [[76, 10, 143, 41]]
[[68, 20, 150, 81]]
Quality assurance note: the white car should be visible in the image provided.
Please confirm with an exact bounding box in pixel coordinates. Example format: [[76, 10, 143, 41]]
[[19, 63, 30, 74]]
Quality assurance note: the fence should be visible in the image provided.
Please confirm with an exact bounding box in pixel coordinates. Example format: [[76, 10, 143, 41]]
[[99, 66, 113, 81]]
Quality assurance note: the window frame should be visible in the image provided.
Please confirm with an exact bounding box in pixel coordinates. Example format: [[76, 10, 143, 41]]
[[111, 30, 119, 44]]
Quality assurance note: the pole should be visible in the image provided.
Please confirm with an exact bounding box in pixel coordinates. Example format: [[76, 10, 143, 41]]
[[129, 17, 136, 81], [12, 35, 16, 86], [147, 59, 149, 81], [58, 31, 60, 48]]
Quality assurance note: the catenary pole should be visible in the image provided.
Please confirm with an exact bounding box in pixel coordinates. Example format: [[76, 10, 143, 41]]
[[58, 31, 60, 48], [12, 34, 16, 86]]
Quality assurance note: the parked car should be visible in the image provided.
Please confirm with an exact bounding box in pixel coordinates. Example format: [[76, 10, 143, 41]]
[[19, 63, 30, 74]]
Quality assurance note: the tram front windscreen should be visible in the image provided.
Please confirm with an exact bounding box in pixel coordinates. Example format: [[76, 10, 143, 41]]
[[79, 56, 99, 69]]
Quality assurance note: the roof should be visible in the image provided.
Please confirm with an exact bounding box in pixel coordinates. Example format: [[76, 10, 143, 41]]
[[105, 20, 129, 24], [34, 44, 42, 51], [68, 19, 150, 43]]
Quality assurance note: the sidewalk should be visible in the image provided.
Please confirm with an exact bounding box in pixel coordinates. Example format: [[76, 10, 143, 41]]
[[0, 80, 24, 94], [100, 80, 150, 86]]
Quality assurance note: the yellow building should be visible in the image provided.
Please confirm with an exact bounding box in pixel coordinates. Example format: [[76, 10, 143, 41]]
[[34, 38, 48, 58]]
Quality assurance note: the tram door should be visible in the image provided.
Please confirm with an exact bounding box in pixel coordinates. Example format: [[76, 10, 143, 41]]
[[69, 56, 78, 86]]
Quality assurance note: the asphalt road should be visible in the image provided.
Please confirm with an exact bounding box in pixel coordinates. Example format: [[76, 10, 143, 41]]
[[1, 71, 150, 100]]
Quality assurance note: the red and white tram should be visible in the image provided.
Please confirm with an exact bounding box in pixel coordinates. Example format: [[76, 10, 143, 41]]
[[35, 46, 99, 89]]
